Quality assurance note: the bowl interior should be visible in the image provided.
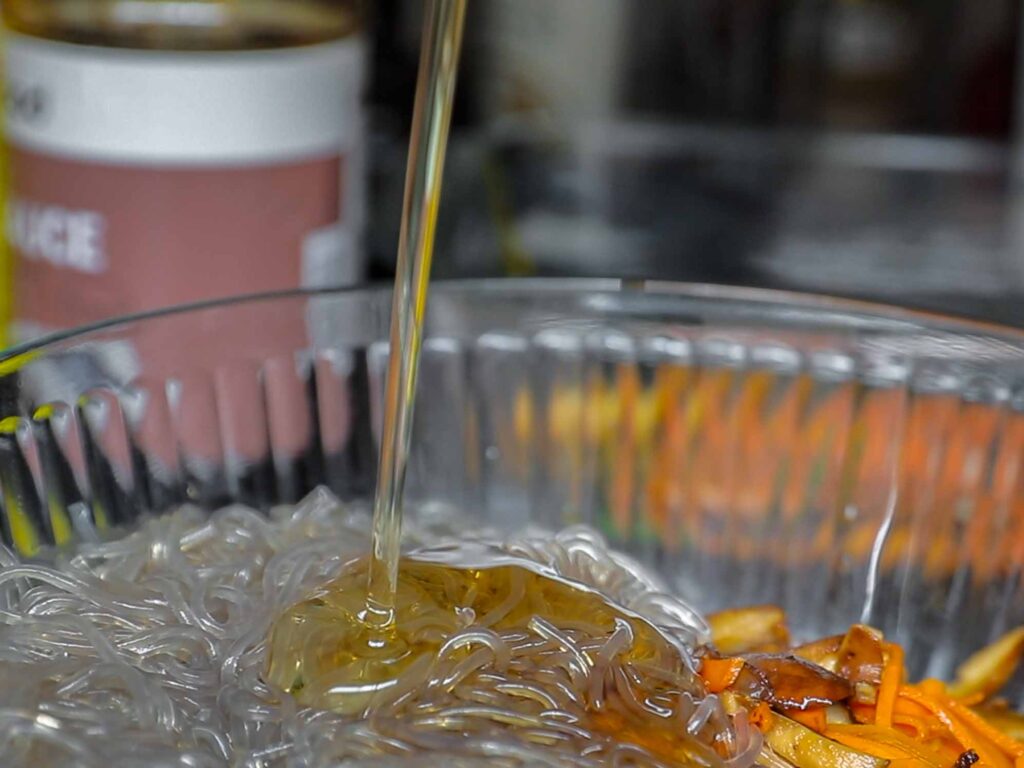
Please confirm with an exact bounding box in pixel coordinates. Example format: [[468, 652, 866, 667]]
[[3, 280, 1024, 690]]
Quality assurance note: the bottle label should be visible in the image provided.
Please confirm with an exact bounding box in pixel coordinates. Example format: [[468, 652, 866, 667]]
[[3, 32, 366, 338]]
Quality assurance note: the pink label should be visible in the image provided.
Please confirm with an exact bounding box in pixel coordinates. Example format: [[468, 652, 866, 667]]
[[9, 147, 344, 328]]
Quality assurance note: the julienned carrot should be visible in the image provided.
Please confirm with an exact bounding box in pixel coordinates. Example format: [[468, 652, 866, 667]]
[[876, 643, 904, 728], [851, 703, 878, 724], [918, 678, 947, 697], [894, 697, 934, 720], [786, 707, 828, 733], [854, 692, 992, 766], [824, 724, 946, 768], [899, 686, 1013, 768], [959, 693, 988, 708], [941, 694, 1024, 759], [891, 713, 934, 740], [699, 657, 745, 693], [749, 701, 773, 730]]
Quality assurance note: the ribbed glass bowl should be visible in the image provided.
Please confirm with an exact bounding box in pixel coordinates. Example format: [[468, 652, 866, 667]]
[[3, 279, 1024, 693]]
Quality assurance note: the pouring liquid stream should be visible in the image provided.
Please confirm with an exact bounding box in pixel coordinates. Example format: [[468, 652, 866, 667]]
[[363, 0, 467, 633], [265, 0, 478, 705], [263, 8, 707, 758]]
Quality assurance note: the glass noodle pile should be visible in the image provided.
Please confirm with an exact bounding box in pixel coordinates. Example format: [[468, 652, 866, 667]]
[[3, 490, 1024, 767], [0, 490, 748, 767]]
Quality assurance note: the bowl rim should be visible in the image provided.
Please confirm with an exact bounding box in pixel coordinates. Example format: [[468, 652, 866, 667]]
[[5, 278, 1024, 363]]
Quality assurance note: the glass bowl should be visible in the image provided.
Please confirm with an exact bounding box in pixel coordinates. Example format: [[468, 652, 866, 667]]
[[3, 279, 1024, 692]]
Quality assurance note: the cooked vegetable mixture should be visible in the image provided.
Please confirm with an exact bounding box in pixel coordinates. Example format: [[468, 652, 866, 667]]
[[699, 607, 1024, 768]]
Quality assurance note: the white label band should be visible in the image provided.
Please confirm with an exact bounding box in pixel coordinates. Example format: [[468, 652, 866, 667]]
[[4, 33, 366, 165]]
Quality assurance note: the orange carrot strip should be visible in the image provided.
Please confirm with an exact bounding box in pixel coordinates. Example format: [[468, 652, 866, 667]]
[[699, 657, 745, 693], [919, 678, 947, 697], [894, 697, 936, 720], [824, 727, 913, 759], [941, 696, 1024, 759], [825, 724, 946, 768], [749, 701, 774, 731], [899, 687, 1013, 768], [786, 707, 828, 733], [958, 693, 987, 707], [922, 740, 971, 767], [852, 703, 878, 724], [892, 713, 934, 740], [876, 643, 904, 727]]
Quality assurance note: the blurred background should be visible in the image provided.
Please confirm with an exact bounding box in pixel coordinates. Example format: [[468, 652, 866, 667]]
[[382, 0, 1024, 325], [4, 0, 1024, 339]]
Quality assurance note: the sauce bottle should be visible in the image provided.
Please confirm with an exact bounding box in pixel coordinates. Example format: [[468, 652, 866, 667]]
[[3, 0, 367, 340]]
